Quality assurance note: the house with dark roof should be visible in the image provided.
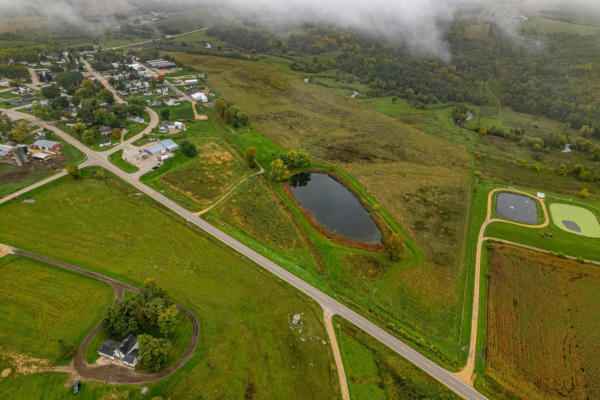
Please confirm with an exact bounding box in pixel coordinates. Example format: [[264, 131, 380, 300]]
[[98, 334, 139, 368], [99, 126, 112, 136]]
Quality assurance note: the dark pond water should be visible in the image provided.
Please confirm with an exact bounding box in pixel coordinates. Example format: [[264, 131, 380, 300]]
[[290, 173, 382, 244], [495, 193, 538, 224]]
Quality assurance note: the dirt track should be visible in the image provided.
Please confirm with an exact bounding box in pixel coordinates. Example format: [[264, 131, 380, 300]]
[[456, 187, 549, 384], [11, 248, 199, 384]]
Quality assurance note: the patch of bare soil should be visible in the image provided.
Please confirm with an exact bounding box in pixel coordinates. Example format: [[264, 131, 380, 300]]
[[1, 368, 11, 377], [0, 244, 11, 258], [0, 156, 65, 184], [0, 348, 53, 374]]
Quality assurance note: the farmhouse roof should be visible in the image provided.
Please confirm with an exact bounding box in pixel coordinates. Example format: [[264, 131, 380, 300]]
[[119, 334, 138, 356], [98, 340, 119, 358], [123, 349, 139, 366]]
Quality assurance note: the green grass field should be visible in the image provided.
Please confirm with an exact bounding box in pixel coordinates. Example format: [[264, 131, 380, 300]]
[[549, 203, 600, 238], [0, 255, 113, 364], [0, 372, 143, 399], [522, 17, 600, 35], [0, 170, 339, 399], [152, 101, 195, 122], [334, 316, 461, 400], [108, 150, 139, 173]]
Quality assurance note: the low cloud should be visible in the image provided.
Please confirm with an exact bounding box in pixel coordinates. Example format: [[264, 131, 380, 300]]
[[1, 0, 599, 57]]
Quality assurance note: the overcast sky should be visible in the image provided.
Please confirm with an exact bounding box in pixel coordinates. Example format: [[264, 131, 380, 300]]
[[1, 0, 598, 56]]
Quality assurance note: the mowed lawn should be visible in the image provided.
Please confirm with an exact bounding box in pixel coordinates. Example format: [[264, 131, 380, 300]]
[[483, 245, 600, 400], [0, 173, 339, 399], [0, 255, 113, 363], [334, 316, 461, 400]]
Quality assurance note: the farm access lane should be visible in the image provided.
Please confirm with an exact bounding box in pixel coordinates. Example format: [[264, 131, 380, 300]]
[[0, 106, 489, 400], [8, 247, 200, 384], [457, 187, 550, 384]]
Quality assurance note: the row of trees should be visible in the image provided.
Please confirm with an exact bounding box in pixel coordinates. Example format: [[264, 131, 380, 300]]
[[215, 99, 249, 128]]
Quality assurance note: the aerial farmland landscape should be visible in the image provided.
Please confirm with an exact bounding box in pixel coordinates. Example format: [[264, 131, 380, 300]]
[[0, 1, 599, 399]]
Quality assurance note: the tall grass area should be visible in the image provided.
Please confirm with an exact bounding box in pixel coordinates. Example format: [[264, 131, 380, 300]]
[[0, 255, 113, 364], [165, 52, 474, 368], [334, 316, 461, 400], [0, 171, 340, 399]]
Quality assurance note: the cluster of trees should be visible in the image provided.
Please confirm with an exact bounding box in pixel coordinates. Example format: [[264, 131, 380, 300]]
[[209, 22, 600, 130], [102, 278, 179, 372], [55, 71, 84, 94], [269, 149, 311, 181], [0, 112, 12, 134], [8, 122, 31, 143], [0, 65, 29, 80], [215, 99, 249, 128], [180, 140, 197, 157]]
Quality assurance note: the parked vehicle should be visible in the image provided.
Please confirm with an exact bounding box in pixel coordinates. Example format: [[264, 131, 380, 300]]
[[73, 380, 81, 394]]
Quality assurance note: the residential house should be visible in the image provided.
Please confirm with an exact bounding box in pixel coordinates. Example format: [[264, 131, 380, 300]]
[[127, 115, 145, 124], [0, 78, 9, 87], [97, 335, 139, 368], [99, 126, 112, 136]]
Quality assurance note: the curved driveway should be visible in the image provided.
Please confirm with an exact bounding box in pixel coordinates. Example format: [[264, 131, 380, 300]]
[[10, 247, 200, 384]]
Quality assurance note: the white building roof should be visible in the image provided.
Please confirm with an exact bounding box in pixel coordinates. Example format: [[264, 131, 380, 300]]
[[32, 139, 61, 149]]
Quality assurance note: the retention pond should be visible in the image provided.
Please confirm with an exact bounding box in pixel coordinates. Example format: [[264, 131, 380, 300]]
[[290, 173, 382, 244], [495, 192, 539, 224]]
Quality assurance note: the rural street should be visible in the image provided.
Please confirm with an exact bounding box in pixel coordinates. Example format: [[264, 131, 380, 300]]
[[0, 105, 488, 400]]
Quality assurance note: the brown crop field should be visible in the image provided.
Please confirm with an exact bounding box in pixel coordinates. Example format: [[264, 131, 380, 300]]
[[485, 244, 600, 400]]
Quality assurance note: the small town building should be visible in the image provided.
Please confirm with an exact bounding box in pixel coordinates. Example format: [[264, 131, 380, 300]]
[[536, 192, 546, 199], [0, 78, 9, 87], [191, 92, 208, 103], [184, 79, 198, 86], [127, 115, 145, 124], [144, 139, 179, 156], [0, 150, 9, 158], [32, 152, 52, 161], [31, 140, 62, 152], [147, 59, 177, 69]]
